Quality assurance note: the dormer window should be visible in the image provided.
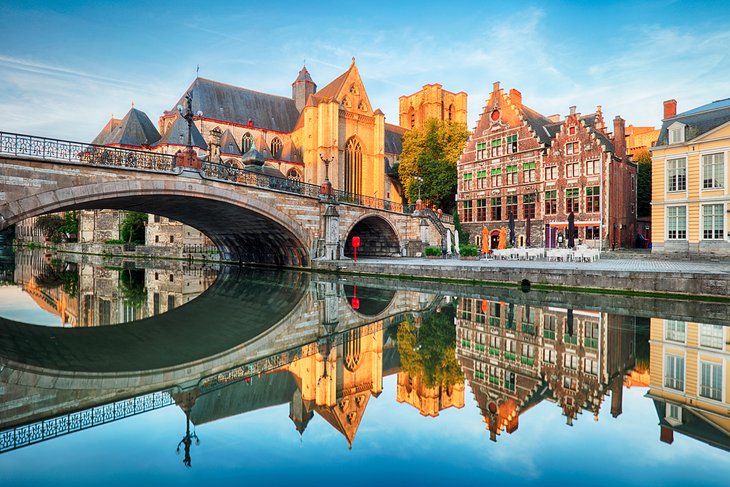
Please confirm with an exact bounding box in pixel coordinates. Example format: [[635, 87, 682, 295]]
[[668, 122, 685, 144], [569, 126, 576, 135]]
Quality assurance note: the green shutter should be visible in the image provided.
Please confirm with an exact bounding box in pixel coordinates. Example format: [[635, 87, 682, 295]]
[[463, 173, 473, 181], [523, 161, 536, 170], [506, 165, 518, 173], [491, 138, 502, 147], [491, 167, 502, 176]]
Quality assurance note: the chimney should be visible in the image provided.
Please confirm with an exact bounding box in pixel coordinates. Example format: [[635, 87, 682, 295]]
[[509, 88, 522, 107], [660, 426, 674, 445], [663, 99, 677, 119], [493, 81, 501, 93], [613, 115, 626, 159], [569, 106, 576, 116]]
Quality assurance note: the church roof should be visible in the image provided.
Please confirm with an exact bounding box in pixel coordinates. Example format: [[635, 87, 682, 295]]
[[174, 77, 300, 133], [154, 113, 207, 150], [219, 129, 241, 156], [384, 123, 406, 155], [241, 141, 267, 166], [243, 164, 286, 178], [313, 63, 355, 101], [294, 65, 314, 84], [99, 108, 161, 147], [91, 116, 122, 145]]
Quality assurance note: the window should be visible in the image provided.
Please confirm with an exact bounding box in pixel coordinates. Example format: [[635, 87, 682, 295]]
[[490, 197, 502, 221], [153, 293, 160, 315], [476, 169, 487, 189], [287, 168, 301, 181], [699, 324, 724, 349], [475, 300, 486, 324], [702, 204, 724, 239], [506, 165, 518, 184], [702, 153, 724, 189], [667, 206, 687, 239], [462, 200, 473, 222], [506, 195, 517, 218], [564, 376, 578, 391], [566, 162, 580, 178], [565, 142, 579, 155], [543, 348, 557, 364], [565, 353, 579, 370], [154, 214, 161, 223], [474, 199, 486, 221], [155, 235, 159, 243], [586, 186, 600, 212], [545, 165, 557, 180], [489, 302, 501, 327], [490, 138, 502, 157], [241, 132, 253, 153], [270, 137, 283, 159], [167, 295, 175, 311], [665, 320, 686, 343], [523, 194, 536, 219], [461, 299, 473, 320], [345, 138, 363, 195], [543, 315, 557, 340], [669, 125, 684, 144], [664, 354, 685, 391], [505, 371, 516, 391], [586, 226, 600, 240], [566, 188, 580, 213], [586, 159, 600, 175], [169, 235, 174, 243], [522, 306, 536, 334], [476, 142, 487, 160], [489, 335, 500, 356], [491, 167, 502, 187], [585, 358, 599, 375], [584, 321, 599, 348], [506, 134, 518, 154], [523, 161, 536, 182], [409, 108, 415, 128], [462, 172, 473, 191], [545, 190, 557, 215], [700, 362, 722, 400], [666, 404, 682, 424], [667, 158, 687, 192]]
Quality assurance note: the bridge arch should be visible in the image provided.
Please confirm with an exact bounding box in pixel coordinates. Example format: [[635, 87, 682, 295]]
[[343, 214, 400, 258], [5, 179, 311, 266]]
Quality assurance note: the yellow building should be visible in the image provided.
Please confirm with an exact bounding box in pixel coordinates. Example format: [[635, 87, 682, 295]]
[[647, 318, 730, 450], [625, 124, 659, 157], [396, 370, 464, 417], [399, 84, 468, 130], [650, 98, 730, 254]]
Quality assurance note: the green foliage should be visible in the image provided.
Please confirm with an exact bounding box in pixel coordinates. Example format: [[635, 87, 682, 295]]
[[459, 244, 479, 257], [452, 211, 469, 245], [635, 149, 652, 218], [119, 269, 147, 309], [104, 239, 126, 245], [120, 211, 147, 244], [35, 212, 79, 243], [424, 246, 442, 256], [398, 118, 469, 213], [397, 303, 464, 388]]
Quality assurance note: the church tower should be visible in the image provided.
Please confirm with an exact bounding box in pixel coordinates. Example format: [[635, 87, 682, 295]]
[[292, 65, 316, 112]]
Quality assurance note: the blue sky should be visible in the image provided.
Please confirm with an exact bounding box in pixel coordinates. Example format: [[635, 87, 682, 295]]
[[1, 0, 729, 141]]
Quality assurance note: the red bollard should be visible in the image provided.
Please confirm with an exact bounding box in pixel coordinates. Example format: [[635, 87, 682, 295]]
[[352, 236, 361, 262]]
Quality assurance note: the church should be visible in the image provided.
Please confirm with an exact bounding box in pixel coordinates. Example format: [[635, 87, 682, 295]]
[[90, 58, 467, 206]]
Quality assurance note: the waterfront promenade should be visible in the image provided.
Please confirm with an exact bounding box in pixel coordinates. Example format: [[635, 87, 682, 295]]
[[312, 256, 730, 299]]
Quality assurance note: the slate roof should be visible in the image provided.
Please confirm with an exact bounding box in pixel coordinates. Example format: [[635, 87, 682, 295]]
[[313, 64, 353, 101], [219, 129, 241, 155], [174, 77, 300, 133], [294, 65, 314, 84], [655, 98, 730, 146], [91, 117, 121, 145], [384, 123, 406, 154], [520, 104, 555, 145], [154, 113, 207, 150], [96, 108, 161, 147], [241, 140, 267, 166]]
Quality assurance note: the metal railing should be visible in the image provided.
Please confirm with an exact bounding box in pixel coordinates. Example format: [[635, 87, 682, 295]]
[[0, 390, 175, 454], [0, 131, 176, 173]]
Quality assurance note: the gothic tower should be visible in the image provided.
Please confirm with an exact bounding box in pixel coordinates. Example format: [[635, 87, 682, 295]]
[[292, 65, 317, 112]]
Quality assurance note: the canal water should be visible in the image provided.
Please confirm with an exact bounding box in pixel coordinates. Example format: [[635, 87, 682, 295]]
[[0, 249, 728, 486]]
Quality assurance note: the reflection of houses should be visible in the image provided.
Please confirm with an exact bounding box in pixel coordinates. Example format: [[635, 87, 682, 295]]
[[145, 268, 216, 317], [396, 371, 464, 417], [455, 298, 635, 441], [647, 319, 730, 451]]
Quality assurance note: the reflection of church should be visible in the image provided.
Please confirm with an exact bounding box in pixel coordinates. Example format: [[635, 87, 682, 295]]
[[455, 298, 635, 441]]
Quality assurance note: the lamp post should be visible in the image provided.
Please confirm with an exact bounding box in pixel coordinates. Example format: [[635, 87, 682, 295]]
[[319, 151, 334, 197], [178, 90, 194, 150], [415, 176, 423, 201]]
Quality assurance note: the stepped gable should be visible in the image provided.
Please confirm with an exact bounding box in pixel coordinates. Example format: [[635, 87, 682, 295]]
[[154, 112, 207, 150], [655, 98, 730, 146], [544, 111, 615, 153], [102, 107, 161, 147], [91, 116, 122, 145], [219, 129, 241, 156], [173, 77, 300, 133]]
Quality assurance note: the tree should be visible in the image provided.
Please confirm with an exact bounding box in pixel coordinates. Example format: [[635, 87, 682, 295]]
[[36, 212, 79, 244], [120, 269, 147, 309], [635, 149, 652, 218], [398, 118, 469, 213], [120, 211, 147, 244]]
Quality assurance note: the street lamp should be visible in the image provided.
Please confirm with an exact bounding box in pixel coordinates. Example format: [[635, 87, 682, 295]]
[[177, 91, 194, 150], [319, 151, 335, 197]]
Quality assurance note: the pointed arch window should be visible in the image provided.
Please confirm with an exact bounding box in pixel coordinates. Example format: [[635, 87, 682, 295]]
[[448, 104, 455, 121], [409, 107, 416, 128], [344, 328, 362, 372], [270, 137, 282, 159], [286, 168, 301, 181], [242, 132, 253, 153], [345, 138, 363, 195]]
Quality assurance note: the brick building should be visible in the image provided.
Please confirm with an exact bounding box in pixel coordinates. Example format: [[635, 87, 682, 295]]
[[457, 82, 638, 249]]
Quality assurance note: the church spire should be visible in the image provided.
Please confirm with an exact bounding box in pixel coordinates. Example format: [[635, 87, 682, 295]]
[[292, 64, 317, 112]]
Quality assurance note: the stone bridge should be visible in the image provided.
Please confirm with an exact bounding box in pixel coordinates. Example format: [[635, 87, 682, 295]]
[[0, 266, 438, 431], [0, 132, 449, 265]]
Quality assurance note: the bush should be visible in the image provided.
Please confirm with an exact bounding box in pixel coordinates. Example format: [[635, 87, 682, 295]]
[[459, 244, 479, 257], [424, 246, 441, 256]]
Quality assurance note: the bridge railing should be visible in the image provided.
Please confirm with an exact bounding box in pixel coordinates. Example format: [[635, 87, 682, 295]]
[[201, 161, 417, 214], [0, 131, 176, 173]]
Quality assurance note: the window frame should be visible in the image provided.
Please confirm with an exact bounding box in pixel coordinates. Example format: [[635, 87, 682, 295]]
[[666, 157, 687, 193], [701, 203, 725, 240], [666, 205, 687, 240], [701, 152, 725, 190]]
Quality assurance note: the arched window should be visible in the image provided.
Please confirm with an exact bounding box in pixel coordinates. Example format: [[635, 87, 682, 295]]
[[270, 137, 282, 159], [448, 104, 454, 121], [344, 328, 362, 372], [342, 96, 351, 109], [241, 132, 253, 153], [286, 168, 301, 181], [409, 107, 416, 128], [345, 138, 363, 195]]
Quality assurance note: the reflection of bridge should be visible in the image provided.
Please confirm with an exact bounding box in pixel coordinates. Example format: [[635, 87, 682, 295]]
[[0, 132, 447, 265], [0, 266, 438, 446]]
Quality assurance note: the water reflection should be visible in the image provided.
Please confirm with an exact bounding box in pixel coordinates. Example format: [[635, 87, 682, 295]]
[[0, 249, 729, 481]]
